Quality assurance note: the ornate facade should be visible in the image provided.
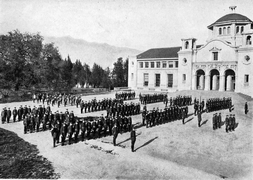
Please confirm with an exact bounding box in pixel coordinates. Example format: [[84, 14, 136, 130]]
[[128, 9, 253, 97]]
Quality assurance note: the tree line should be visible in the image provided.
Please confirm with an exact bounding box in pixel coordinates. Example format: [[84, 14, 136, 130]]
[[0, 30, 128, 92]]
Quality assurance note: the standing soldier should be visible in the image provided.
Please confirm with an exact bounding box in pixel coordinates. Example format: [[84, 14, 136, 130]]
[[112, 124, 118, 146], [197, 110, 202, 127], [13, 107, 17, 122], [212, 114, 216, 130], [182, 107, 185, 124], [231, 114, 236, 131], [68, 122, 73, 145], [245, 102, 248, 115], [225, 115, 229, 133], [51, 124, 58, 147], [23, 115, 28, 134], [6, 108, 11, 123], [61, 122, 67, 146], [86, 120, 91, 140], [130, 126, 136, 152], [1, 108, 6, 124], [217, 113, 222, 129], [74, 120, 80, 143], [80, 120, 86, 141]]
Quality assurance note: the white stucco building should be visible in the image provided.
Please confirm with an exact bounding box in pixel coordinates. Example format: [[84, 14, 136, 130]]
[[128, 9, 253, 97]]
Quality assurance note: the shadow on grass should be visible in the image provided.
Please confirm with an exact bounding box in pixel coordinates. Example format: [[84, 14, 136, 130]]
[[135, 136, 158, 151]]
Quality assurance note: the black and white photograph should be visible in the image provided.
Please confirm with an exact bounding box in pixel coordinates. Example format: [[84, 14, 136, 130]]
[[0, 0, 252, 179]]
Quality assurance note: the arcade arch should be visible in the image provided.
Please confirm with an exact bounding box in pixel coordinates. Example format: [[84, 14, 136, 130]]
[[210, 69, 220, 90], [225, 69, 235, 91], [196, 69, 205, 90]]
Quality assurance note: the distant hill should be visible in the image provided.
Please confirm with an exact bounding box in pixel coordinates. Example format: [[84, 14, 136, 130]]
[[44, 36, 141, 68]]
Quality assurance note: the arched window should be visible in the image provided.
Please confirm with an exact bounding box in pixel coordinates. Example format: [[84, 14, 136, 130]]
[[227, 27, 230, 34], [236, 26, 240, 34], [241, 26, 244, 33], [223, 27, 226, 35], [219, 28, 222, 35], [246, 36, 252, 45], [185, 41, 189, 49]]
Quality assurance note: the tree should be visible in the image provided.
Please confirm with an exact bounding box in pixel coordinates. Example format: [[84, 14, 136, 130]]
[[112, 57, 128, 87]]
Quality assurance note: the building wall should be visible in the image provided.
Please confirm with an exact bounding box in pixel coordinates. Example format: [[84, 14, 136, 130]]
[[236, 47, 253, 97], [128, 56, 137, 89]]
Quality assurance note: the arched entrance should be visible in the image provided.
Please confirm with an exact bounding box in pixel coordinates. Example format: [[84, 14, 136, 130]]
[[225, 69, 235, 91], [196, 69, 205, 90], [210, 69, 220, 90]]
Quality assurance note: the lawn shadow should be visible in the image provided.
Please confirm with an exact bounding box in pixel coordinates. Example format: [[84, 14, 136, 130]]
[[184, 117, 194, 124], [135, 136, 158, 151], [117, 133, 141, 146], [133, 122, 144, 130], [200, 119, 208, 127], [234, 122, 239, 130]]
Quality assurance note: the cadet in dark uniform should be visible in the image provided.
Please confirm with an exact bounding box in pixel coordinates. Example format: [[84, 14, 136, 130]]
[[197, 110, 202, 127], [112, 124, 118, 146], [245, 102, 248, 115], [130, 126, 136, 152], [13, 107, 17, 122], [51, 124, 58, 147], [225, 115, 229, 133], [6, 108, 11, 123]]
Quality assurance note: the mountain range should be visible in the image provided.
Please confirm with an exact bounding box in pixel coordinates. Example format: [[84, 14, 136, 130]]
[[43, 36, 141, 68]]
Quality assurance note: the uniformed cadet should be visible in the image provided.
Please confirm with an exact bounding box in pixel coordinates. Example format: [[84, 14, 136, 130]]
[[245, 102, 248, 115], [1, 108, 6, 124], [68, 122, 73, 145], [212, 114, 217, 130], [112, 124, 118, 146], [225, 115, 229, 133], [80, 120, 86, 141], [23, 115, 28, 134], [130, 126, 136, 152], [51, 124, 58, 147], [197, 110, 202, 127], [74, 120, 80, 143], [12, 107, 17, 122], [231, 114, 236, 131], [217, 113, 222, 129], [6, 108, 11, 123], [182, 107, 186, 124]]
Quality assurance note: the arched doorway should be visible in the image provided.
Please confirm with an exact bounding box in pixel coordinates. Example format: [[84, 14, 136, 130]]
[[225, 69, 235, 91], [196, 69, 205, 90], [210, 69, 220, 90]]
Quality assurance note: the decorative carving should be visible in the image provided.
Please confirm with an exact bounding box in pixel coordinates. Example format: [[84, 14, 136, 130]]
[[209, 47, 222, 52]]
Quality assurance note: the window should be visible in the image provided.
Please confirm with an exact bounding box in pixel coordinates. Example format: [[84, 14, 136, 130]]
[[219, 28, 222, 35], [183, 74, 186, 82], [241, 26, 244, 33], [168, 61, 173, 68], [223, 27, 226, 35], [155, 74, 160, 87], [162, 61, 167, 68], [131, 73, 134, 80], [156, 61, 160, 68], [168, 74, 173, 87], [227, 27, 230, 34], [139, 62, 143, 68], [185, 41, 189, 49], [144, 73, 149, 86], [132, 61, 134, 65], [236, 26, 240, 34], [151, 62, 154, 68], [244, 74, 249, 83], [175, 61, 178, 68], [246, 36, 252, 45], [145, 62, 149, 68], [251, 24, 253, 29], [213, 52, 218, 61]]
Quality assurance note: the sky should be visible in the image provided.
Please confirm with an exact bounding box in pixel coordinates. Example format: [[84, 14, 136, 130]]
[[0, 0, 252, 51]]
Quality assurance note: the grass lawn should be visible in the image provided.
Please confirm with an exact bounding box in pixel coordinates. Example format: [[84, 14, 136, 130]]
[[0, 128, 59, 179]]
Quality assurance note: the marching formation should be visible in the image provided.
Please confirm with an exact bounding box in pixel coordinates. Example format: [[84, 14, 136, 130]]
[[106, 102, 141, 117], [33, 93, 82, 108], [165, 95, 192, 107], [115, 91, 135, 100], [206, 97, 232, 113], [51, 114, 133, 147], [80, 98, 123, 113], [212, 113, 237, 132], [142, 106, 189, 128], [139, 93, 167, 104]]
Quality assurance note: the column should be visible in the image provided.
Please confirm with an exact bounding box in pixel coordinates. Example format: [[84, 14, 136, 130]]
[[219, 75, 225, 91], [192, 75, 197, 90], [205, 75, 210, 91], [226, 75, 232, 91], [200, 75, 204, 90], [212, 75, 217, 90]]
